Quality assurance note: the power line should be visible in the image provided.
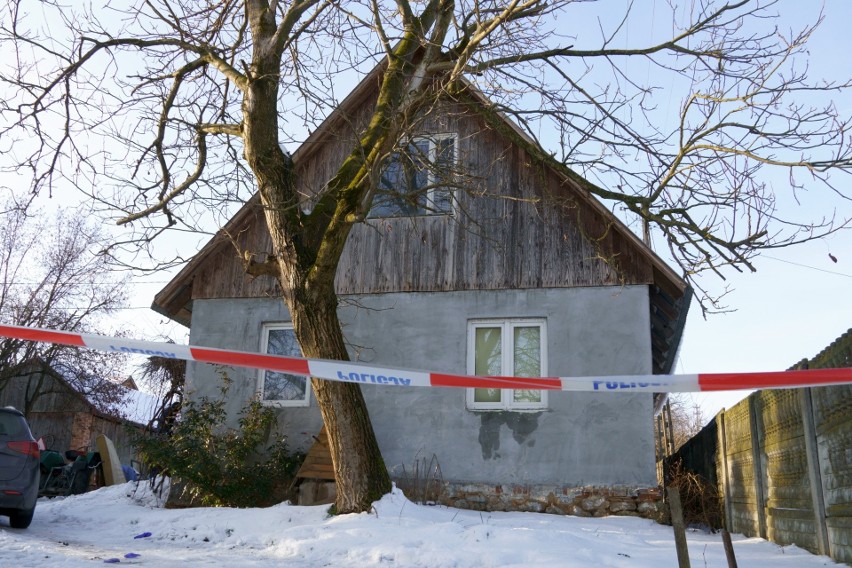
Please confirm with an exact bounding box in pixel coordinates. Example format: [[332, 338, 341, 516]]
[[762, 255, 852, 279]]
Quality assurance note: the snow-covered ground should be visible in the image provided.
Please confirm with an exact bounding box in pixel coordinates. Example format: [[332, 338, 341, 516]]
[[0, 483, 838, 567]]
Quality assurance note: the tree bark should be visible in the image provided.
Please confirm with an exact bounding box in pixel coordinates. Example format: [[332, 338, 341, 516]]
[[237, 2, 458, 514], [287, 283, 390, 513], [239, 38, 391, 511]]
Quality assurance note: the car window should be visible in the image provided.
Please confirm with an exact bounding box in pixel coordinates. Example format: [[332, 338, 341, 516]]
[[0, 413, 26, 437]]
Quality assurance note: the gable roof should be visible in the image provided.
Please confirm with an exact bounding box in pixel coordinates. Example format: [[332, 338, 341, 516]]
[[152, 67, 690, 375], [4, 359, 159, 427]]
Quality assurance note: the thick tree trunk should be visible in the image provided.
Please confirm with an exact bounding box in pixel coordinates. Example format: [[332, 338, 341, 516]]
[[245, 144, 392, 512], [285, 278, 391, 514], [311, 380, 389, 513], [239, 14, 428, 514]]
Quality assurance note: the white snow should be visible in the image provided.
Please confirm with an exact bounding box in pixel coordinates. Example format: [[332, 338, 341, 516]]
[[0, 483, 838, 567], [119, 388, 160, 427]]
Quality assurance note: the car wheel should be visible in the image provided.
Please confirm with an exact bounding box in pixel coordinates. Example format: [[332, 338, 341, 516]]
[[9, 507, 35, 529]]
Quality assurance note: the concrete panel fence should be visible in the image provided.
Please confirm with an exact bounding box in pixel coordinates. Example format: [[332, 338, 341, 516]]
[[668, 383, 852, 564], [665, 328, 852, 564]]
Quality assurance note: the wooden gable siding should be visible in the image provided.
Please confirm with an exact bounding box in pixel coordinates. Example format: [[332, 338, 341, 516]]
[[0, 371, 90, 414], [190, 97, 653, 302], [193, 204, 279, 300], [191, 86, 380, 301]]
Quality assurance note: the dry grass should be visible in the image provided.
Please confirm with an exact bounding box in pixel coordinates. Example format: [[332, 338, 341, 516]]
[[395, 454, 445, 505], [666, 460, 723, 530]]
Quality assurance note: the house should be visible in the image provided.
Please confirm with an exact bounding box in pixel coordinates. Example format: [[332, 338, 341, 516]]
[[151, 70, 691, 515], [0, 360, 158, 465]]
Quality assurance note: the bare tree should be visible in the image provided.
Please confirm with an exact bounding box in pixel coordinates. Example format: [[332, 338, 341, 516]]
[[1, 0, 849, 512], [667, 394, 708, 453], [0, 194, 129, 417], [139, 352, 186, 434], [654, 394, 707, 464]]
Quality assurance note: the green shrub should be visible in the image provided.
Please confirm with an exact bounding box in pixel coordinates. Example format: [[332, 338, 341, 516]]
[[132, 391, 303, 508]]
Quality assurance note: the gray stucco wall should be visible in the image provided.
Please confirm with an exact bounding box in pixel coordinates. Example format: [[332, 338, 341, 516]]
[[186, 285, 656, 487]]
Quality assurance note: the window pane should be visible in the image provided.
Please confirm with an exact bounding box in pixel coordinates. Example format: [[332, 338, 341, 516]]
[[431, 138, 454, 213], [267, 327, 300, 357], [373, 152, 419, 217], [264, 372, 307, 401], [263, 328, 307, 402], [408, 140, 430, 214], [513, 326, 541, 403], [369, 137, 453, 217], [409, 140, 430, 188], [380, 152, 405, 191], [474, 326, 502, 403], [475, 327, 502, 375], [474, 388, 501, 403], [512, 389, 542, 403]]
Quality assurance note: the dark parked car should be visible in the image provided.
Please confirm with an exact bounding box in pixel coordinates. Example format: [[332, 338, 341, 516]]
[[0, 407, 40, 528]]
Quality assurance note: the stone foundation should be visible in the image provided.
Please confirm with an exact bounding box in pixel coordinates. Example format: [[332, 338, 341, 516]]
[[400, 481, 665, 520]]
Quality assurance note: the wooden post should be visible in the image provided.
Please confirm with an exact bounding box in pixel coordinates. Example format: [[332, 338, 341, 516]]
[[721, 530, 738, 568], [656, 413, 665, 484], [664, 401, 676, 455], [800, 388, 830, 556], [717, 411, 734, 533], [667, 486, 691, 568], [748, 395, 768, 539], [717, 412, 739, 568]]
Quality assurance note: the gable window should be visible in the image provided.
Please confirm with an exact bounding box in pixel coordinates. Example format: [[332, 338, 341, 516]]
[[370, 134, 455, 217], [466, 319, 548, 411], [259, 324, 309, 406]]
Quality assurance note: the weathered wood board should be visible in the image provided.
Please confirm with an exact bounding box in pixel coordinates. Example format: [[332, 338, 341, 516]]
[[96, 434, 125, 486], [295, 426, 335, 481]]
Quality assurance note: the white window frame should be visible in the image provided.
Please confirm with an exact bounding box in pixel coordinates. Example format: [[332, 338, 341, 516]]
[[258, 323, 310, 407], [465, 318, 548, 411], [369, 133, 457, 218]]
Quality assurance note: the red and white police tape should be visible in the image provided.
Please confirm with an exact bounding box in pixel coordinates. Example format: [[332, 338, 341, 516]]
[[1, 323, 850, 393]]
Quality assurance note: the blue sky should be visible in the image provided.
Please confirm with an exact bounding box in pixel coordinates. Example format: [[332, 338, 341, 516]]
[[676, 228, 851, 417], [670, 0, 852, 417]]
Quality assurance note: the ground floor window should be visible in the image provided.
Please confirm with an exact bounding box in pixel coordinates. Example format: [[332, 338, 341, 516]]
[[466, 319, 548, 411], [259, 323, 309, 406]]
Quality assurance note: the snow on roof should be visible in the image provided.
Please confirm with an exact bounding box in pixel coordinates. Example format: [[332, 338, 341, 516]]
[[121, 387, 160, 427], [23, 359, 161, 426]]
